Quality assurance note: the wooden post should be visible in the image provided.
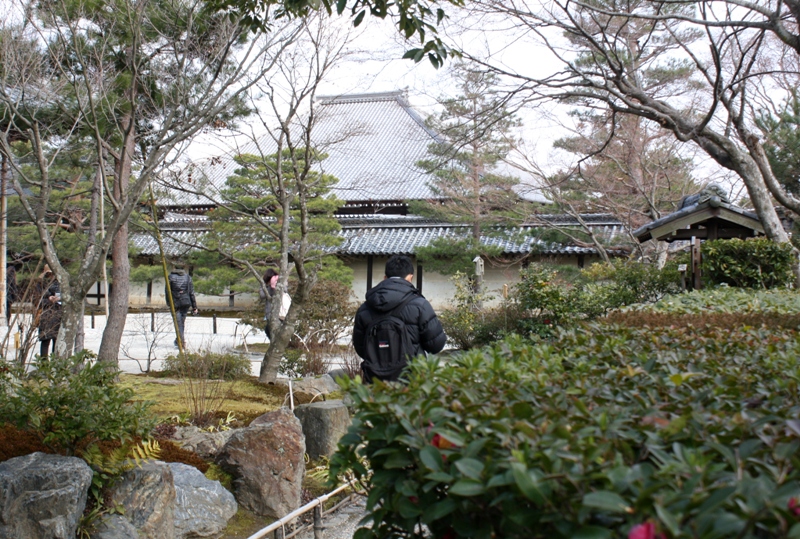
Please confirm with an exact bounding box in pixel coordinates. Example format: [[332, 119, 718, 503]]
[[274, 527, 284, 539], [313, 505, 324, 539], [692, 236, 702, 290], [151, 311, 155, 332], [213, 314, 217, 334]]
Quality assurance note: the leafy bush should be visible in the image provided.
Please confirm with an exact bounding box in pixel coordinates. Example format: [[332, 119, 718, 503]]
[[511, 262, 682, 338], [162, 351, 252, 380], [439, 272, 507, 349], [701, 237, 794, 288], [582, 259, 682, 306], [0, 352, 155, 454], [331, 325, 800, 539], [629, 288, 800, 314]]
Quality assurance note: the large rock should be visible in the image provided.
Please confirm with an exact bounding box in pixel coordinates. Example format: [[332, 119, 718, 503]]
[[0, 452, 93, 539], [294, 400, 351, 460], [275, 374, 340, 401], [218, 408, 305, 518], [108, 461, 176, 539], [171, 427, 235, 460], [89, 514, 138, 539], [168, 463, 237, 539]]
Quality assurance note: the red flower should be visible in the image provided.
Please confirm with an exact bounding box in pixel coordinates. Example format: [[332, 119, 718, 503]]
[[409, 496, 419, 504], [628, 521, 665, 539], [431, 434, 455, 450], [789, 497, 800, 517]]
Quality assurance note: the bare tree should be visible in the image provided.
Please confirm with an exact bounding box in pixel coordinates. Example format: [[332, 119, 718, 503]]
[[0, 0, 301, 359], [462, 0, 797, 250], [158, 17, 352, 383]]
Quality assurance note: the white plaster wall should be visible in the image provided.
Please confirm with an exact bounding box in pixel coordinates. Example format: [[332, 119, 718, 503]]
[[126, 254, 606, 311], [128, 278, 256, 310]]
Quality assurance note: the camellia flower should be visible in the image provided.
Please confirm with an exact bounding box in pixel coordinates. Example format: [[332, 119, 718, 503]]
[[788, 497, 800, 517], [431, 433, 456, 450], [628, 521, 666, 539]]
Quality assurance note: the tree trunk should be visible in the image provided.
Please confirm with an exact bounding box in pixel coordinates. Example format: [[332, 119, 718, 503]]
[[98, 113, 134, 363], [55, 296, 83, 359]]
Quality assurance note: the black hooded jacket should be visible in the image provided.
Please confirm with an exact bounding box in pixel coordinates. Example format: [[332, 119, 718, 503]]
[[352, 277, 446, 366]]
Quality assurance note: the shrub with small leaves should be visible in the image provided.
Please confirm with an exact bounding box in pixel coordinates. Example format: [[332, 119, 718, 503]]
[[162, 351, 252, 380], [701, 237, 794, 288], [0, 352, 155, 454], [330, 324, 800, 538]]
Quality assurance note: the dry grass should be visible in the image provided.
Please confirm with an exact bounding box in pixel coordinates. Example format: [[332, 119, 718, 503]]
[[120, 374, 288, 425]]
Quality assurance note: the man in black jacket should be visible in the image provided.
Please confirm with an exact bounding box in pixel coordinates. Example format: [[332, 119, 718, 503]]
[[166, 263, 197, 348], [352, 255, 446, 383]]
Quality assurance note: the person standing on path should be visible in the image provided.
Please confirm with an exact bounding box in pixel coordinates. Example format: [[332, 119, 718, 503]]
[[166, 263, 197, 348], [352, 255, 446, 383], [259, 268, 279, 340], [37, 265, 61, 359]]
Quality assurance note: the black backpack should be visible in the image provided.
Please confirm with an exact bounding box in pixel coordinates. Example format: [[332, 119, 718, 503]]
[[362, 296, 416, 381], [169, 274, 191, 308]]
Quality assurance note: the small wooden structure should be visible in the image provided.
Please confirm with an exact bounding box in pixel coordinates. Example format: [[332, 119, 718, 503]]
[[633, 184, 765, 289]]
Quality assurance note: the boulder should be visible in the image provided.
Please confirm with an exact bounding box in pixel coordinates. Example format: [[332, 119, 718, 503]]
[[89, 514, 138, 539], [293, 400, 351, 460], [0, 452, 93, 539], [218, 408, 305, 518], [172, 427, 235, 460], [275, 374, 340, 401], [108, 461, 176, 539], [168, 463, 237, 539]]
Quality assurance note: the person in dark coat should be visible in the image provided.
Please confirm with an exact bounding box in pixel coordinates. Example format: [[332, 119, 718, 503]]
[[166, 263, 197, 348], [352, 255, 446, 383], [259, 268, 279, 340], [37, 265, 61, 359]]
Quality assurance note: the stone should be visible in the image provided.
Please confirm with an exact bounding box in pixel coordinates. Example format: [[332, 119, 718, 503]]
[[172, 427, 235, 460], [108, 461, 176, 539], [0, 452, 93, 539], [293, 400, 351, 460], [274, 374, 340, 401], [218, 408, 305, 518], [89, 514, 138, 539], [168, 463, 237, 539]]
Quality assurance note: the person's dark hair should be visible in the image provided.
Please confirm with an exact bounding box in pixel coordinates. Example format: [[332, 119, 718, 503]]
[[385, 255, 414, 279], [264, 268, 278, 281]]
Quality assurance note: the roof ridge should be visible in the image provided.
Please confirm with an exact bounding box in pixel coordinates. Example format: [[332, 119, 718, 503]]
[[316, 91, 407, 104]]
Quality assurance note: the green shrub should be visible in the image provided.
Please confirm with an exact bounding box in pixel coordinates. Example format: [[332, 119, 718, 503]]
[[162, 352, 252, 380], [630, 288, 800, 314], [701, 237, 794, 288], [331, 326, 800, 539], [439, 272, 504, 349], [0, 352, 154, 454], [512, 261, 680, 338], [582, 259, 682, 307]]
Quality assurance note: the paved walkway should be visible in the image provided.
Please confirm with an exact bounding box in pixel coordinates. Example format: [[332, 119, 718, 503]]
[[0, 312, 269, 375]]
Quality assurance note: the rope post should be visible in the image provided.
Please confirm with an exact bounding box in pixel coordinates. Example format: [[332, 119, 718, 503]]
[[313, 505, 324, 539], [151, 311, 155, 332], [213, 313, 217, 334]]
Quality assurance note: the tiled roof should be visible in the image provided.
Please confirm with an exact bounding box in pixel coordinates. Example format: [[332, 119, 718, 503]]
[[130, 214, 628, 258], [338, 222, 628, 256], [156, 91, 549, 207]]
